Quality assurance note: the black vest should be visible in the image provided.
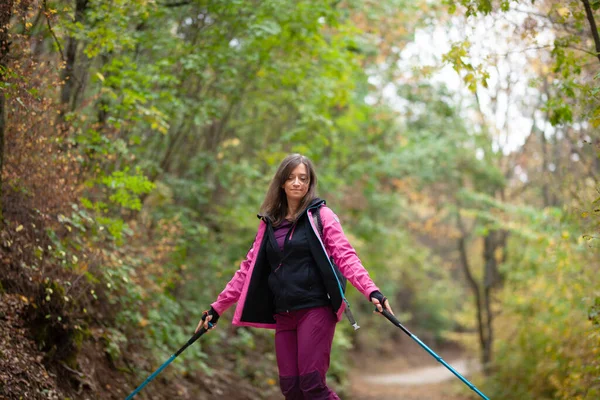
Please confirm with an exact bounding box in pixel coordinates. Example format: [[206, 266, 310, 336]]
[[265, 215, 330, 313], [239, 199, 346, 325]]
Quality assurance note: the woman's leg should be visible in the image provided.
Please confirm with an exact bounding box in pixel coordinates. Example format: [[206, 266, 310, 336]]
[[296, 306, 340, 400], [275, 312, 303, 400]]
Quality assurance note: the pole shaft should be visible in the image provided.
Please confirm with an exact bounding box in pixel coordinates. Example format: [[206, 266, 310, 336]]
[[125, 354, 176, 400], [380, 310, 490, 400], [411, 335, 489, 400], [125, 326, 209, 399]]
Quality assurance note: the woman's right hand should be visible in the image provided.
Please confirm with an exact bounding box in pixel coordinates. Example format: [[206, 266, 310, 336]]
[[370, 291, 394, 316], [195, 314, 213, 333], [195, 307, 220, 333]]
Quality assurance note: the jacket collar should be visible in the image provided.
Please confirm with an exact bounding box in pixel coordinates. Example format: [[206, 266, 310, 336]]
[[257, 197, 326, 222]]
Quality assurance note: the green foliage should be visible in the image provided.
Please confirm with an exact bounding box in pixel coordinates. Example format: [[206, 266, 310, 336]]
[[458, 192, 600, 399], [82, 0, 151, 57], [7, 0, 600, 397], [544, 96, 573, 126], [101, 168, 155, 211], [103, 328, 128, 363], [78, 168, 154, 243], [442, 41, 490, 92]]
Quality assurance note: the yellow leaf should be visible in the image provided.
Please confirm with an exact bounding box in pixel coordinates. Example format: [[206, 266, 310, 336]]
[[222, 138, 241, 148], [96, 72, 105, 82], [16, 225, 24, 232], [139, 318, 149, 327], [557, 7, 569, 17]]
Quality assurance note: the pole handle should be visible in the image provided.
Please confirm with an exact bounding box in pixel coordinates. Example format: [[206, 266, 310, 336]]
[[378, 308, 412, 336], [175, 323, 211, 357]]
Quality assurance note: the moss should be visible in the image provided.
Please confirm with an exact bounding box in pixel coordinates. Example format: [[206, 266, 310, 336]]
[[29, 280, 91, 370], [47, 281, 66, 298], [63, 325, 90, 369], [72, 326, 89, 348]]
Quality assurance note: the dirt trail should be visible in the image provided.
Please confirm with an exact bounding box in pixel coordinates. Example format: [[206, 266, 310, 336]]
[[349, 343, 479, 400], [361, 358, 476, 385]]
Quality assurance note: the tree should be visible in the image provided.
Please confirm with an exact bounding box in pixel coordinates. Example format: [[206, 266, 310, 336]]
[[0, 0, 13, 225]]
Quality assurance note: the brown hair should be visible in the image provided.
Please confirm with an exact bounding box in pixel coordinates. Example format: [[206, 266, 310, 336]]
[[260, 154, 318, 226]]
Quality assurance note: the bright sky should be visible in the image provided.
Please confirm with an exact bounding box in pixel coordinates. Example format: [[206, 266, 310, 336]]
[[375, 5, 558, 156]]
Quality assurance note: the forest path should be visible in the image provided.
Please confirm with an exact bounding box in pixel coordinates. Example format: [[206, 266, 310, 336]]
[[348, 342, 481, 400]]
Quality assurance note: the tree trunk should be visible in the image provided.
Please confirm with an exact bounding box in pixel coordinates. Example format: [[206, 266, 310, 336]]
[[458, 234, 487, 362], [59, 0, 88, 113], [456, 212, 489, 371], [540, 127, 551, 207], [457, 210, 508, 374], [0, 0, 14, 225], [481, 229, 507, 369]]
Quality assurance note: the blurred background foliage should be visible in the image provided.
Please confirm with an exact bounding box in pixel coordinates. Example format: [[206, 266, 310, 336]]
[[0, 0, 598, 399]]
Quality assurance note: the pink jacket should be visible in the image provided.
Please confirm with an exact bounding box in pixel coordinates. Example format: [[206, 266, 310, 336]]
[[211, 205, 379, 329]]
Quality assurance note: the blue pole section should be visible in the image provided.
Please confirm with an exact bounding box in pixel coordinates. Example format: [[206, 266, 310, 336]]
[[380, 310, 490, 400], [125, 354, 176, 400], [125, 323, 212, 400]]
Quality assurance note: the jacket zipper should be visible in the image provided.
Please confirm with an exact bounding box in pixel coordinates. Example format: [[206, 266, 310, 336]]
[[275, 202, 325, 313], [280, 216, 301, 312]]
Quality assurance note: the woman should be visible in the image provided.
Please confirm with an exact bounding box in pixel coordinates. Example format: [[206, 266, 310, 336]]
[[196, 154, 393, 399]]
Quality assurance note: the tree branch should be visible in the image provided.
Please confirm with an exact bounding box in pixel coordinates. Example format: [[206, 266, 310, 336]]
[[161, 1, 191, 7], [581, 0, 600, 64], [43, 0, 65, 62]]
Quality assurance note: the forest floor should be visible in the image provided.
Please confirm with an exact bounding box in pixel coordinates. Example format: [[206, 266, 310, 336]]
[[1, 291, 479, 400], [0, 292, 275, 400], [348, 338, 479, 400]]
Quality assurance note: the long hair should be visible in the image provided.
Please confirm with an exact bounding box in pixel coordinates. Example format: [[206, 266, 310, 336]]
[[260, 154, 318, 226]]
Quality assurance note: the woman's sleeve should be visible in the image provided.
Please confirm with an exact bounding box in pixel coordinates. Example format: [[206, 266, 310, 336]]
[[320, 206, 380, 300], [210, 222, 264, 316]]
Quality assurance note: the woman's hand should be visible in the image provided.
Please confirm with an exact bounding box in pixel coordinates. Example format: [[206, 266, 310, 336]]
[[370, 291, 394, 316], [195, 314, 213, 333], [195, 307, 220, 333]]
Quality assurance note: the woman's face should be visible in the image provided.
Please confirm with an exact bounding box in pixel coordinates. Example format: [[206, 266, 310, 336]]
[[282, 163, 310, 203]]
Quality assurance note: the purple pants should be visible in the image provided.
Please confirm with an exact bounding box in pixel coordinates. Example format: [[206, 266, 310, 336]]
[[274, 306, 340, 400]]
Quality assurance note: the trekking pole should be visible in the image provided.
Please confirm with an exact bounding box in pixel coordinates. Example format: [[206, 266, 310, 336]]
[[378, 309, 490, 400], [125, 321, 213, 400]]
